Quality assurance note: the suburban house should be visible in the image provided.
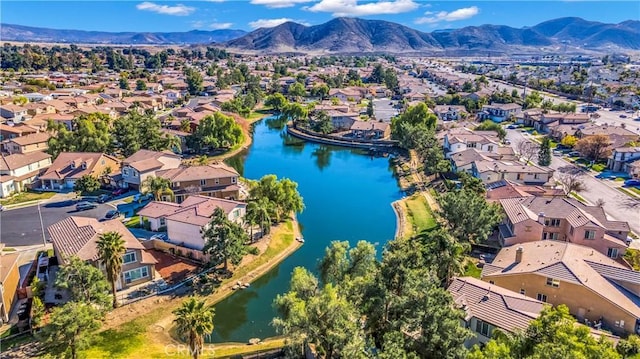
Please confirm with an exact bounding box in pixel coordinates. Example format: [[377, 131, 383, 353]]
[[482, 242, 640, 335], [39, 152, 120, 191], [0, 151, 52, 197], [497, 196, 629, 258], [137, 195, 246, 250], [442, 128, 501, 158], [0, 104, 28, 123], [526, 112, 591, 134], [1, 132, 50, 154], [576, 124, 639, 143], [607, 147, 640, 173], [48, 217, 157, 290], [479, 103, 522, 123], [450, 148, 519, 174], [485, 180, 564, 203], [433, 105, 468, 121], [157, 163, 240, 203], [448, 276, 544, 347], [350, 121, 391, 139], [327, 110, 359, 130], [329, 87, 365, 102], [0, 252, 21, 323], [471, 160, 555, 186], [121, 150, 181, 190]]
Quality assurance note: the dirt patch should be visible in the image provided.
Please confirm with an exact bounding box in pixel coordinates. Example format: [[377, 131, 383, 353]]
[[148, 249, 200, 285]]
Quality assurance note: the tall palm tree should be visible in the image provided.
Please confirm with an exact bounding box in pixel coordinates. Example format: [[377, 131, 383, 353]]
[[142, 176, 174, 201], [173, 297, 215, 359], [96, 231, 126, 308]]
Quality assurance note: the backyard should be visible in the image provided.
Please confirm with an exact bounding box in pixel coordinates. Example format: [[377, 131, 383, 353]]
[[402, 193, 438, 238]]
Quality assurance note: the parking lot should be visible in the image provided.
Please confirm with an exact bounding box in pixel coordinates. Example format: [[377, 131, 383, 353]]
[[0, 199, 113, 247]]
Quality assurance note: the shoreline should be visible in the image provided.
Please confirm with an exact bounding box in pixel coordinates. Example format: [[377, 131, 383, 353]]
[[209, 111, 271, 162]]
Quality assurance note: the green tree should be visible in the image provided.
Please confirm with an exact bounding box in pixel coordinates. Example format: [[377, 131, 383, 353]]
[[55, 256, 111, 311], [538, 136, 552, 166], [524, 90, 543, 109], [264, 93, 288, 112], [312, 110, 334, 134], [475, 120, 507, 141], [141, 176, 174, 201], [96, 231, 126, 308], [188, 113, 244, 152], [470, 305, 621, 359], [391, 103, 437, 136], [135, 79, 147, 91], [288, 81, 306, 100], [420, 229, 468, 285], [173, 297, 215, 359], [311, 83, 329, 99], [249, 175, 304, 222], [246, 197, 272, 239], [119, 73, 130, 90], [202, 207, 248, 271], [113, 112, 178, 157], [47, 113, 112, 159], [73, 174, 101, 194], [367, 100, 374, 117], [439, 188, 502, 243], [282, 102, 309, 125], [184, 67, 203, 95], [37, 302, 101, 359]]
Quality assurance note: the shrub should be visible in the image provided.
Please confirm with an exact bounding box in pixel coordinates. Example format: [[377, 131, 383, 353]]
[[591, 164, 606, 172], [246, 246, 260, 256]]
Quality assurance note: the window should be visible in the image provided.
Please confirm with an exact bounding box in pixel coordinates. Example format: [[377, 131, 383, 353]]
[[517, 173, 523, 180], [200, 179, 206, 186], [569, 226, 574, 235], [123, 169, 129, 176], [475, 320, 493, 337], [543, 232, 559, 240], [545, 218, 561, 227], [124, 266, 149, 283], [173, 182, 180, 188], [607, 248, 619, 259], [132, 171, 137, 177], [232, 177, 237, 183], [489, 280, 494, 284], [487, 145, 494, 152], [537, 293, 547, 302], [520, 289, 526, 295], [160, 217, 166, 226], [123, 252, 136, 264], [215, 178, 220, 184], [546, 278, 560, 288], [584, 230, 596, 239]]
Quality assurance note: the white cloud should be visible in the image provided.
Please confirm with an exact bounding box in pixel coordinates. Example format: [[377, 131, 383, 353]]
[[250, 0, 314, 8], [136, 2, 195, 16], [209, 22, 234, 29], [249, 18, 309, 29], [415, 6, 479, 24], [306, 0, 418, 17]]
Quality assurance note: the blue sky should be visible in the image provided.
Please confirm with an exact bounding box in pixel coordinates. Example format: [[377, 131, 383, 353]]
[[1, 1, 638, 32]]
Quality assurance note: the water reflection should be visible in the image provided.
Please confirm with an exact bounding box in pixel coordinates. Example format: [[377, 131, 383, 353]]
[[311, 146, 332, 171]]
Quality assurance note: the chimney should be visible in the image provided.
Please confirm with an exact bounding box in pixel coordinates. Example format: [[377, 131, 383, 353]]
[[538, 212, 545, 224], [515, 246, 524, 263]]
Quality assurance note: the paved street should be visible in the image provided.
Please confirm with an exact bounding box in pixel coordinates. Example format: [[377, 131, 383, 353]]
[[373, 98, 399, 122], [506, 129, 640, 236], [0, 199, 114, 247]]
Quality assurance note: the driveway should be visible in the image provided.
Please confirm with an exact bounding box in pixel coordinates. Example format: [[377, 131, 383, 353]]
[[506, 128, 640, 236], [0, 199, 114, 247]]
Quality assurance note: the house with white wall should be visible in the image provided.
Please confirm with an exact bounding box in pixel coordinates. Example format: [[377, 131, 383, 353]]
[[121, 150, 181, 190]]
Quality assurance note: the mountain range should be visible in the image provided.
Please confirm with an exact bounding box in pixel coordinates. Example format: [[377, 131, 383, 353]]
[[2, 17, 639, 54], [0, 23, 247, 44]]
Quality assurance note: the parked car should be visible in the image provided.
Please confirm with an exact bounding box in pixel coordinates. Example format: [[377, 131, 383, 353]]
[[620, 114, 628, 118], [133, 193, 153, 202], [506, 124, 518, 129], [624, 179, 640, 187], [112, 188, 127, 196], [568, 151, 581, 157], [97, 194, 112, 203], [553, 150, 563, 156], [76, 201, 98, 211], [104, 210, 121, 220]]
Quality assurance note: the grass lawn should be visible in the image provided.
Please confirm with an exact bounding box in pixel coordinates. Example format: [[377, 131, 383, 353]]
[[630, 187, 640, 196], [125, 215, 140, 228], [464, 259, 482, 279], [82, 220, 296, 358], [570, 191, 587, 203], [618, 187, 640, 199], [0, 191, 55, 206], [403, 194, 437, 237], [245, 111, 270, 123]]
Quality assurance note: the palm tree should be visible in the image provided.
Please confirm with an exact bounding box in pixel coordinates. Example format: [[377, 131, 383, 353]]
[[251, 198, 272, 238], [141, 176, 174, 201], [245, 202, 259, 241], [96, 231, 126, 308], [173, 297, 215, 359]]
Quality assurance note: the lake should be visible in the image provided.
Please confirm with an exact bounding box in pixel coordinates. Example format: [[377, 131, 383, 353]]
[[210, 117, 403, 342]]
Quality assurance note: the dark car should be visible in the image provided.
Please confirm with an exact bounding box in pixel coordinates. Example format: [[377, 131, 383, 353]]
[[104, 210, 121, 220], [112, 188, 127, 196], [97, 194, 112, 203], [624, 179, 640, 187], [76, 201, 98, 211]]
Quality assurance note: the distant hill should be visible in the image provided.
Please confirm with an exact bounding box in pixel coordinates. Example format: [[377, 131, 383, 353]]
[[2, 17, 639, 52], [225, 17, 640, 53], [0, 24, 247, 44]]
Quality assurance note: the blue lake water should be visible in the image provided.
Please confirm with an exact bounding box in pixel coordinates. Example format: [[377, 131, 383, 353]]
[[210, 118, 402, 342]]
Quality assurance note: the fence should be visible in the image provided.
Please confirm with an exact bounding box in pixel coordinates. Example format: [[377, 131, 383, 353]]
[[141, 239, 210, 263]]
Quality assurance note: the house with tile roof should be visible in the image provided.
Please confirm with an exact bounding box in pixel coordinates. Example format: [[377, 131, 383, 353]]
[[121, 150, 181, 190], [482, 242, 640, 335], [479, 103, 522, 123], [1, 132, 50, 154], [0, 252, 21, 323], [137, 195, 246, 250], [471, 159, 555, 186], [47, 217, 157, 290], [0, 151, 52, 197], [157, 163, 240, 203], [448, 276, 545, 347], [498, 196, 630, 258], [39, 152, 120, 191], [442, 128, 502, 158]]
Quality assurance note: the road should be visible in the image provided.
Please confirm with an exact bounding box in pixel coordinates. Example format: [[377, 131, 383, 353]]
[[506, 128, 640, 236], [373, 98, 399, 122], [0, 199, 113, 247]]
